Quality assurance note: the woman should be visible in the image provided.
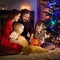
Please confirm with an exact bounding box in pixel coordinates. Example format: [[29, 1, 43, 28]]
[[0, 10, 22, 52], [32, 22, 45, 45]]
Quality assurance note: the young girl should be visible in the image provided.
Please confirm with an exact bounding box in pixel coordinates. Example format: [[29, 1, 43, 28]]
[[31, 22, 45, 45], [9, 23, 29, 47]]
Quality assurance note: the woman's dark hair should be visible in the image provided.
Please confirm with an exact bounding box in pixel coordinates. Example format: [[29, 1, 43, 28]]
[[20, 9, 31, 20], [7, 9, 20, 20]]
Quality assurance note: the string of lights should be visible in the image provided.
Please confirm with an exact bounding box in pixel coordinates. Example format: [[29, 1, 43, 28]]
[[43, 0, 60, 36]]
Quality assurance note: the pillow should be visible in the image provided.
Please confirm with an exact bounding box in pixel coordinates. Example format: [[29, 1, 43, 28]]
[[21, 46, 48, 54], [17, 36, 29, 47]]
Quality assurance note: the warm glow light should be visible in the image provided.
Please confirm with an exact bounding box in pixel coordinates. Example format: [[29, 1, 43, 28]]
[[20, 4, 31, 10]]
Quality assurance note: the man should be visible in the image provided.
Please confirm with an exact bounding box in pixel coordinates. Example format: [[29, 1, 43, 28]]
[[18, 9, 34, 42]]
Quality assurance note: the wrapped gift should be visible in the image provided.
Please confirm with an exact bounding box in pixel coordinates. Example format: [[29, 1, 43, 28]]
[[30, 38, 41, 46]]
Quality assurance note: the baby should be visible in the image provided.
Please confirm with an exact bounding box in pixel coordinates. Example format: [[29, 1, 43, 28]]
[[9, 23, 29, 47]]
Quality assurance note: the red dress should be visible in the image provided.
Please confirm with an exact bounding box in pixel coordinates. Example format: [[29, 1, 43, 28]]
[[0, 20, 22, 51]]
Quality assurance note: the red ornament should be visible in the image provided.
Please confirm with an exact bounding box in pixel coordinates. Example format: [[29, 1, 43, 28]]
[[30, 38, 41, 46]]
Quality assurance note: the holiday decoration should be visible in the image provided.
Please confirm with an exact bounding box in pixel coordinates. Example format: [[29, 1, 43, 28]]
[[30, 38, 41, 46], [41, 0, 60, 36]]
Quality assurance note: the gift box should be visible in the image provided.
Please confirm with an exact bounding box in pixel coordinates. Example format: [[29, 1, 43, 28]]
[[30, 38, 41, 46]]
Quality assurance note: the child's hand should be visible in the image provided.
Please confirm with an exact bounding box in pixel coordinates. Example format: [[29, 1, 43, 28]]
[[27, 32, 30, 38], [41, 40, 44, 44]]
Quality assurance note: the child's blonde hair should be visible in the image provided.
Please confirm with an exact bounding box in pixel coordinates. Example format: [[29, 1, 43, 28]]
[[13, 23, 24, 32]]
